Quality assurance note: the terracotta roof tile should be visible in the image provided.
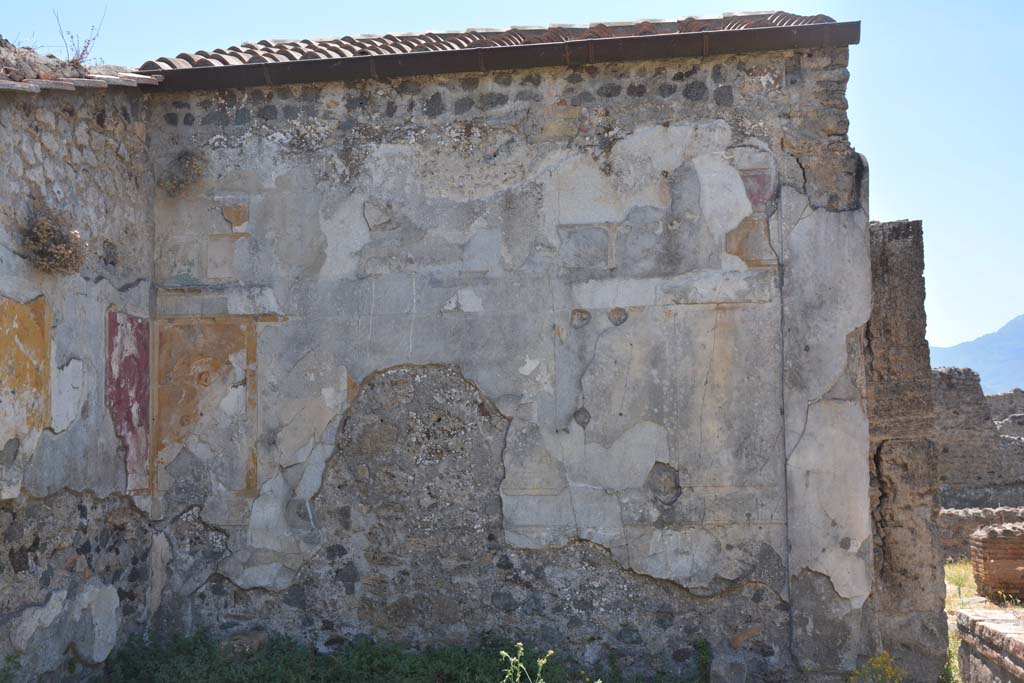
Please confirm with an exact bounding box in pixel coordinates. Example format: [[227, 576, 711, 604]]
[[140, 11, 835, 71]]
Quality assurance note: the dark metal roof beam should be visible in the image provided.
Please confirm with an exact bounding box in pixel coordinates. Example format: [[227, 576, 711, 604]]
[[142, 21, 859, 92]]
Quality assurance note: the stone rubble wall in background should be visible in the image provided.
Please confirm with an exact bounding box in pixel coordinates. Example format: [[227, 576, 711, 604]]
[[938, 507, 1024, 559], [987, 389, 1024, 423], [934, 368, 1024, 507], [988, 389, 1024, 440]]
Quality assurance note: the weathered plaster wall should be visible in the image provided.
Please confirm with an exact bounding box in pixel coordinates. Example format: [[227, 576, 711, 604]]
[[0, 88, 155, 678], [934, 368, 1024, 508], [863, 220, 946, 680], [0, 89, 154, 497], [139, 47, 873, 680], [0, 43, 905, 682]]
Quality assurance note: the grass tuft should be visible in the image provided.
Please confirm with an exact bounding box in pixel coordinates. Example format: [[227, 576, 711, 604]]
[[945, 559, 979, 613], [101, 631, 713, 683]]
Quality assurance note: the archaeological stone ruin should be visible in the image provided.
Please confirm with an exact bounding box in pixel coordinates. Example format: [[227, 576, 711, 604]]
[[934, 368, 1024, 508], [0, 11, 958, 681]]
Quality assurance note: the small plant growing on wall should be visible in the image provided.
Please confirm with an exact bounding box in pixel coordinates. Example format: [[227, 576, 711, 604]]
[[159, 149, 206, 197], [500, 643, 589, 683], [21, 201, 84, 273], [850, 652, 903, 683]]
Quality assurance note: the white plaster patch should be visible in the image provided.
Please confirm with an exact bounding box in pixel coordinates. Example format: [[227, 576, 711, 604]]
[[51, 358, 86, 433], [234, 562, 295, 590], [570, 270, 774, 310], [12, 590, 66, 651], [207, 236, 240, 280], [294, 444, 332, 499], [638, 527, 722, 585], [782, 207, 871, 447], [71, 581, 121, 663], [218, 385, 246, 416], [248, 472, 300, 554], [518, 357, 541, 376], [442, 288, 484, 313], [320, 193, 369, 280], [565, 421, 670, 491], [547, 156, 628, 225], [272, 395, 341, 469], [609, 121, 730, 194], [692, 154, 752, 238], [501, 491, 577, 549], [146, 532, 171, 623], [462, 230, 502, 275], [226, 286, 281, 315], [787, 399, 872, 606]]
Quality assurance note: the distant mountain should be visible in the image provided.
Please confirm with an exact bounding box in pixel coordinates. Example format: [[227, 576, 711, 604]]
[[931, 315, 1024, 394]]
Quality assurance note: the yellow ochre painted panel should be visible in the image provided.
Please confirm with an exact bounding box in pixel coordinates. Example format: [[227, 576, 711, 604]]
[[0, 296, 51, 437]]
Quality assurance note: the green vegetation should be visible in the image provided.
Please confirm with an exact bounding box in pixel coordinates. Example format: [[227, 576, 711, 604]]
[[499, 642, 565, 683], [101, 632, 714, 683], [103, 633, 551, 683], [849, 653, 902, 683], [942, 560, 968, 682], [945, 559, 979, 612], [939, 628, 960, 683]]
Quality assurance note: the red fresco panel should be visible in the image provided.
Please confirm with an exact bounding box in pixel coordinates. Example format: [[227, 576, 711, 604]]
[[106, 310, 150, 494]]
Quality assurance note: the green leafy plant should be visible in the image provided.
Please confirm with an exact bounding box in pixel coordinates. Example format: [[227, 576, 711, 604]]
[[850, 652, 903, 683], [995, 590, 1023, 608], [939, 628, 960, 683], [499, 642, 570, 683]]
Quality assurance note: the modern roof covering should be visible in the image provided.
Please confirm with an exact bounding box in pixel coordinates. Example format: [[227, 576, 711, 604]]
[[138, 11, 859, 91]]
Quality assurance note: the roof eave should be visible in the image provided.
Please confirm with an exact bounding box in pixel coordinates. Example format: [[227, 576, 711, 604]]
[[139, 21, 860, 92]]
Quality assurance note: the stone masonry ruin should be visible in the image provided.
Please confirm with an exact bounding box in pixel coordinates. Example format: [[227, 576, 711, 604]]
[[1, 12, 951, 681], [933, 368, 1024, 508]]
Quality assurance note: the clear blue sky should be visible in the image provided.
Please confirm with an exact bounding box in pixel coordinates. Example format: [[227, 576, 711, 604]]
[[7, 0, 1022, 347]]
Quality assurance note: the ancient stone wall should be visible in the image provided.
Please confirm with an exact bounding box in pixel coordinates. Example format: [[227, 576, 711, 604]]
[[988, 389, 1024, 440], [139, 47, 873, 681], [938, 507, 1024, 559], [970, 523, 1024, 600], [0, 43, 920, 681], [987, 389, 1024, 423], [934, 368, 1024, 507], [863, 220, 947, 680], [957, 609, 1024, 682], [0, 87, 156, 676]]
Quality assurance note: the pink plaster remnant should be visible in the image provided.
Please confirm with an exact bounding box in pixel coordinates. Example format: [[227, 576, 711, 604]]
[[739, 168, 773, 213], [106, 310, 150, 493]]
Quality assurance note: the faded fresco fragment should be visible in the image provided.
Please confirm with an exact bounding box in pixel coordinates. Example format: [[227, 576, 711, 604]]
[[151, 317, 258, 522], [0, 295, 51, 499], [106, 309, 151, 494]]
